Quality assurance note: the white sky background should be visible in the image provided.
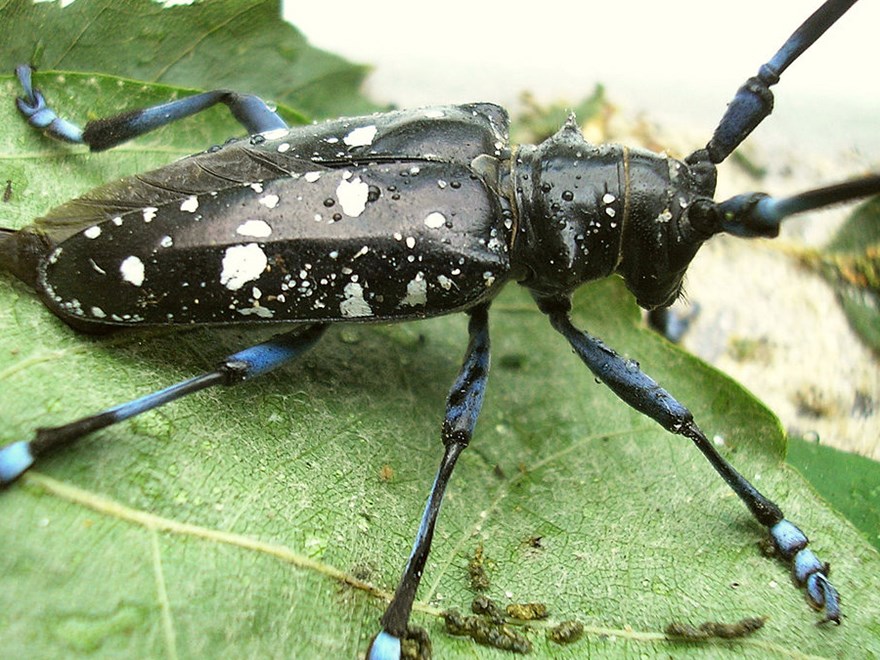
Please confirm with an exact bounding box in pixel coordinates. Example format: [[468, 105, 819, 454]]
[[284, 0, 879, 155]]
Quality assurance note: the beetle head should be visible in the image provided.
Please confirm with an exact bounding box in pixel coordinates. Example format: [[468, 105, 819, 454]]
[[613, 157, 721, 309]]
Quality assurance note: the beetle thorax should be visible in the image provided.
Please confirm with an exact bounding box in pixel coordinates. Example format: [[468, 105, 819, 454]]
[[510, 120, 717, 308]]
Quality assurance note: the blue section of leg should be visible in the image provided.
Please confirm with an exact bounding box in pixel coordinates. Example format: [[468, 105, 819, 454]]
[[443, 305, 490, 442], [771, 521, 841, 623], [546, 303, 691, 431], [377, 305, 490, 643], [0, 325, 326, 487], [15, 64, 288, 151], [367, 631, 401, 660], [226, 324, 327, 379], [229, 94, 288, 133], [542, 295, 841, 624], [108, 372, 223, 422], [0, 441, 35, 485], [15, 65, 84, 143], [83, 91, 288, 150]]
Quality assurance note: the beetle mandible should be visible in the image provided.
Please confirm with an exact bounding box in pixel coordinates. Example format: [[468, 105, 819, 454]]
[[1, 1, 879, 657]]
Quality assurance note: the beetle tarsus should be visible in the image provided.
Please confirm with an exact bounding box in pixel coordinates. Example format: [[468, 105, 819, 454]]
[[366, 630, 401, 660], [771, 520, 841, 624], [0, 441, 35, 486], [14, 64, 85, 144], [547, 300, 842, 625]]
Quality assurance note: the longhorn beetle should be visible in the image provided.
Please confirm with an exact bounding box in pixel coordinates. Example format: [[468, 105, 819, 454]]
[[2, 1, 879, 657]]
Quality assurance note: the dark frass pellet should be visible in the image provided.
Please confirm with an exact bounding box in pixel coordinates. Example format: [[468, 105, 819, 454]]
[[443, 610, 532, 654]]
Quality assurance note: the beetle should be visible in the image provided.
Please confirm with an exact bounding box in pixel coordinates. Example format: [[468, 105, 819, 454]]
[[1, 1, 879, 657]]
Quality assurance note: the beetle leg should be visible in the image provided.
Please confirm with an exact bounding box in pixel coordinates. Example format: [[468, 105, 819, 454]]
[[647, 304, 701, 343], [14, 64, 288, 152], [537, 294, 841, 625], [368, 304, 491, 660], [0, 324, 327, 486]]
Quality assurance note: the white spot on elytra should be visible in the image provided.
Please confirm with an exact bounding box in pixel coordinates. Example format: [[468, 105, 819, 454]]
[[111, 216, 123, 226], [237, 306, 274, 319], [236, 219, 273, 238], [260, 128, 288, 141], [220, 244, 267, 291], [143, 207, 157, 223], [91, 306, 106, 318], [424, 212, 445, 229], [437, 274, 452, 290], [340, 282, 373, 317], [424, 109, 445, 119], [180, 196, 199, 213], [84, 226, 101, 239], [336, 176, 369, 217], [343, 125, 377, 147], [160, 235, 173, 248], [602, 193, 616, 204], [250, 183, 264, 193], [304, 171, 321, 183], [405, 236, 416, 249], [259, 194, 280, 209], [120, 256, 145, 286], [277, 143, 291, 153], [401, 272, 427, 307]]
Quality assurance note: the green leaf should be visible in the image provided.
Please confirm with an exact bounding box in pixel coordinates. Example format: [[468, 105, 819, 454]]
[[1, 6, 880, 659], [826, 197, 880, 252], [511, 85, 607, 144], [796, 197, 880, 354], [0, 0, 380, 120], [787, 435, 880, 552]]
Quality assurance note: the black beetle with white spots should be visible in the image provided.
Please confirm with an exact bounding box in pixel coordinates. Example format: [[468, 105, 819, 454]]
[[1, 2, 878, 657]]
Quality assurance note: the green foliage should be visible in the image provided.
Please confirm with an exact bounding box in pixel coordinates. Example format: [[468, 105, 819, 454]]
[[799, 196, 880, 354], [787, 436, 880, 552], [0, 0, 380, 120]]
